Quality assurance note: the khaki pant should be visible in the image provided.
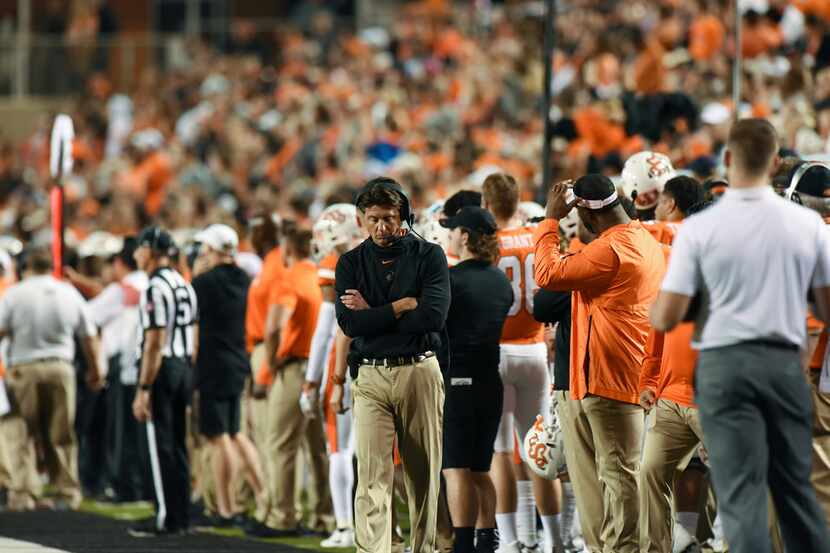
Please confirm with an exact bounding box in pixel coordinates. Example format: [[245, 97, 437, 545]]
[[640, 399, 705, 553], [0, 413, 41, 509], [6, 359, 80, 507], [265, 359, 332, 530], [559, 393, 643, 553], [810, 370, 830, 526], [353, 357, 444, 553]]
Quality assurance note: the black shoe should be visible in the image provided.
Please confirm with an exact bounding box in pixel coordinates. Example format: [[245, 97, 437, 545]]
[[243, 520, 299, 538], [211, 513, 248, 528], [128, 518, 186, 538], [190, 510, 217, 530]]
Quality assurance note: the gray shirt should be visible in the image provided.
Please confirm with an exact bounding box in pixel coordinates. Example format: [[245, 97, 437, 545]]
[[0, 275, 96, 365], [661, 186, 830, 350]]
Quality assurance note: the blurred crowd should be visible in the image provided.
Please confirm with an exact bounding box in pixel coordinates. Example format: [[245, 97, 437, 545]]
[[2, 0, 830, 255]]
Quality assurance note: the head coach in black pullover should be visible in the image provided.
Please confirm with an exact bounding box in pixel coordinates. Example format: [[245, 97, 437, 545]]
[[332, 177, 450, 553]]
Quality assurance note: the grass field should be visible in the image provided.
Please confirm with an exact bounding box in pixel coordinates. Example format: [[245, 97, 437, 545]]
[[79, 496, 410, 552]]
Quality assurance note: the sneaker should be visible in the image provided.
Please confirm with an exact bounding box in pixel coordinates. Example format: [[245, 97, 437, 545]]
[[497, 541, 524, 553], [128, 517, 186, 538], [321, 528, 355, 548], [672, 524, 698, 553]]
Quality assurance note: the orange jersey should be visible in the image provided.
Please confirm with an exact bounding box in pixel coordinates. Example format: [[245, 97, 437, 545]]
[[318, 252, 338, 287], [271, 260, 323, 359], [640, 226, 696, 407], [642, 220, 680, 246], [497, 226, 544, 344], [245, 248, 285, 351], [640, 323, 698, 408]]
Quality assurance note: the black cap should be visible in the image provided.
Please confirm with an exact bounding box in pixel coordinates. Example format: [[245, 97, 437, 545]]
[[443, 190, 483, 218], [440, 206, 498, 235], [137, 226, 177, 256]]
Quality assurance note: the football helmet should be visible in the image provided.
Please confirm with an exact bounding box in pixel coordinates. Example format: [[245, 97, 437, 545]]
[[517, 201, 546, 224], [415, 218, 451, 254], [559, 209, 579, 241], [420, 201, 446, 223], [622, 151, 676, 210], [312, 203, 362, 261], [524, 412, 566, 480]]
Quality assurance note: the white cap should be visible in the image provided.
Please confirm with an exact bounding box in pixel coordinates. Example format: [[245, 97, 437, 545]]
[[195, 224, 239, 255]]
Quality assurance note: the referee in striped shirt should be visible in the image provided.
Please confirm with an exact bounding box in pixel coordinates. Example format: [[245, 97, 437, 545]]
[[129, 226, 199, 537]]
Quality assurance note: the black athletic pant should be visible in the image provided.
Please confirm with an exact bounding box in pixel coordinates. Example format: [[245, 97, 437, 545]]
[[145, 358, 191, 530]]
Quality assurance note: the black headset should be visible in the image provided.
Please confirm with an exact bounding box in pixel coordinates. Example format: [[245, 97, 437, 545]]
[[354, 177, 415, 228], [779, 161, 830, 205]]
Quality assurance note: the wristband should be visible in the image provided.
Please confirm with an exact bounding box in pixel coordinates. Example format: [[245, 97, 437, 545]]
[[139, 383, 152, 391], [332, 373, 346, 385]]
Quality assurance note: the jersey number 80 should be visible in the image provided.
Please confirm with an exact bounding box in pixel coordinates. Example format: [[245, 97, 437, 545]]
[[498, 253, 537, 316]]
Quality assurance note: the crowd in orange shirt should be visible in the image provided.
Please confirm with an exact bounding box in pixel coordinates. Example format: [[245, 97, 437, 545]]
[[2, 1, 830, 254]]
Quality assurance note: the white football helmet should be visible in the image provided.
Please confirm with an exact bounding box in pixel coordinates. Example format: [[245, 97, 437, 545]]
[[312, 203, 362, 260], [524, 412, 566, 480], [559, 209, 579, 241], [415, 218, 451, 254], [517, 201, 546, 224], [421, 201, 446, 223], [622, 151, 676, 210]]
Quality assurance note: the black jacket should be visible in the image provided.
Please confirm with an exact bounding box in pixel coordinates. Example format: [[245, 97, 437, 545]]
[[445, 259, 513, 375], [335, 234, 450, 376], [533, 289, 570, 391], [192, 263, 251, 396]]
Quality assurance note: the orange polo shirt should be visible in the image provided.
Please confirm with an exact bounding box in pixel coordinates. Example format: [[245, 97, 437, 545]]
[[272, 260, 322, 359], [245, 248, 285, 352], [640, 323, 698, 408], [256, 260, 322, 386], [639, 231, 698, 407], [534, 218, 666, 404]]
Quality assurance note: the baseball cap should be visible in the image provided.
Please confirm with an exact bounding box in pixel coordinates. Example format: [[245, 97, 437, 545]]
[[443, 190, 483, 218], [195, 224, 239, 255], [440, 206, 498, 235], [569, 174, 620, 210], [137, 226, 177, 256]]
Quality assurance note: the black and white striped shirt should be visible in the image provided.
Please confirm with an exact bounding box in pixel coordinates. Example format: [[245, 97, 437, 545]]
[[139, 266, 198, 360]]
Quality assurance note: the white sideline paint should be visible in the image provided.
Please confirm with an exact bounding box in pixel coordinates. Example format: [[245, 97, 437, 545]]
[[0, 537, 69, 552]]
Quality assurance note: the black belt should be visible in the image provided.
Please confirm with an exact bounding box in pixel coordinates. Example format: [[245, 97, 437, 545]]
[[742, 339, 800, 352], [361, 351, 435, 368]]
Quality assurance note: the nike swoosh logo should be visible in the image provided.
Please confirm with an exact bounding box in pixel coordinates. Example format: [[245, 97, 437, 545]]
[[381, 260, 394, 265]]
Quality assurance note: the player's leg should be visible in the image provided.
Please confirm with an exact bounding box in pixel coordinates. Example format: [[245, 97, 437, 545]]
[[491, 349, 519, 549], [513, 347, 562, 552]]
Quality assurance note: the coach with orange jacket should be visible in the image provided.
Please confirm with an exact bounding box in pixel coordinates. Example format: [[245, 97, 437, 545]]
[[533, 174, 666, 553]]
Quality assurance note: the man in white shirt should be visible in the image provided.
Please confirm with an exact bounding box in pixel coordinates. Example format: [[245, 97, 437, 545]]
[[87, 237, 148, 502], [650, 118, 830, 553], [0, 246, 103, 510]]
